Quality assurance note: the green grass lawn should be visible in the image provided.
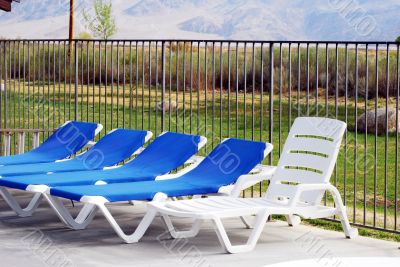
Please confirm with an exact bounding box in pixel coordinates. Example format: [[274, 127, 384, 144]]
[[1, 80, 399, 239]]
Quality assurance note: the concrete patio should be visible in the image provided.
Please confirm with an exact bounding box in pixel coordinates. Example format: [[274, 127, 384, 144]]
[[0, 190, 398, 267]]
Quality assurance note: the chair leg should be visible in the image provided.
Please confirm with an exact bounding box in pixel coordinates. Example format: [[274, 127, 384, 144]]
[[0, 187, 43, 217], [161, 215, 202, 239], [285, 215, 301, 227], [212, 210, 270, 254], [239, 216, 254, 229], [337, 206, 358, 239], [43, 194, 98, 230], [97, 203, 158, 243], [330, 189, 358, 239]]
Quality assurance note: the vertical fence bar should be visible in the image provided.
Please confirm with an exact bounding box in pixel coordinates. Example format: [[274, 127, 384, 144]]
[[306, 43, 310, 115], [364, 44, 369, 225], [98, 41, 102, 132], [212, 42, 215, 147], [148, 41, 152, 130], [86, 41, 90, 122], [344, 44, 348, 205], [91, 41, 95, 123], [288, 43, 292, 128], [74, 41, 79, 121], [395, 43, 399, 231], [227, 42, 231, 137], [243, 42, 247, 140], [0, 42, 3, 132], [155, 41, 159, 134], [204, 42, 208, 152], [315, 43, 319, 115], [269, 42, 274, 165], [384, 44, 389, 229], [22, 41, 26, 131], [4, 41, 7, 130], [110, 41, 114, 129], [28, 41, 31, 147], [142, 42, 145, 130], [260, 42, 264, 197], [36, 41, 39, 129], [122, 42, 126, 128], [117, 41, 121, 128], [260, 43, 264, 140], [80, 41, 84, 122], [176, 41, 179, 133], [354, 43, 359, 223], [251, 42, 255, 197], [325, 43, 329, 116], [220, 42, 224, 142], [197, 42, 200, 135], [189, 41, 193, 134], [128, 42, 133, 128], [47, 41, 51, 131], [251, 42, 255, 142], [373, 44, 379, 227], [161, 41, 166, 132], [278, 43, 282, 154], [235, 42, 239, 138], [168, 41, 172, 132], [182, 41, 186, 133], [297, 43, 301, 116]]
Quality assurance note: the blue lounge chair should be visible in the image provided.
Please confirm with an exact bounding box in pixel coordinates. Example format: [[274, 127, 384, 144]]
[[24, 139, 273, 242], [0, 132, 206, 217], [0, 129, 152, 177], [0, 121, 102, 166]]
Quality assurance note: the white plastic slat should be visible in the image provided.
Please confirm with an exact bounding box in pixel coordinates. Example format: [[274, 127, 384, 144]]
[[283, 137, 336, 156], [290, 117, 346, 141], [273, 168, 325, 184], [277, 153, 330, 173]]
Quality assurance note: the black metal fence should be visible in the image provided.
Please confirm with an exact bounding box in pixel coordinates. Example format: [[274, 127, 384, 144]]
[[0, 39, 398, 234]]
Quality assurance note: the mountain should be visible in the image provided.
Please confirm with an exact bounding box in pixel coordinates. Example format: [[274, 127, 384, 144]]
[[0, 0, 398, 41]]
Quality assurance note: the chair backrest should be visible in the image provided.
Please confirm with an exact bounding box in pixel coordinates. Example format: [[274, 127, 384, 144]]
[[31, 121, 101, 159], [75, 129, 151, 169], [121, 132, 205, 176], [266, 117, 346, 205], [182, 138, 271, 189]]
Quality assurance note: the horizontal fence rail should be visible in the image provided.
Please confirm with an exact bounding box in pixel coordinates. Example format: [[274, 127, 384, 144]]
[[0, 39, 398, 234]]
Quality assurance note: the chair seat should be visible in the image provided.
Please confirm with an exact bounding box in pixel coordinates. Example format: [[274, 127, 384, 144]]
[[156, 197, 292, 218]]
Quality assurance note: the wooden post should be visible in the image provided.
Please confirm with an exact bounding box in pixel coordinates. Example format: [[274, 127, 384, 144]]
[[2, 132, 11, 156], [32, 132, 41, 149], [17, 132, 25, 154], [68, 0, 74, 56]]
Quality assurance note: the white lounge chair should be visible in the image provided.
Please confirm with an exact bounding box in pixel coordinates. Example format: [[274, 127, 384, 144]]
[[149, 117, 358, 253]]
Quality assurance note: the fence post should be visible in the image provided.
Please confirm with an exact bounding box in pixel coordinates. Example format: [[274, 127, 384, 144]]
[[161, 41, 166, 132], [74, 40, 79, 121]]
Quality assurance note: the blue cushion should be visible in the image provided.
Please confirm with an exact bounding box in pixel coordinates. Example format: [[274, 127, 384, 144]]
[[0, 121, 99, 166], [0, 129, 148, 177], [49, 139, 266, 202], [0, 132, 202, 190]]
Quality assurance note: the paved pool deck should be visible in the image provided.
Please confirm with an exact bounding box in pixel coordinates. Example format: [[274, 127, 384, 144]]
[[0, 190, 398, 267]]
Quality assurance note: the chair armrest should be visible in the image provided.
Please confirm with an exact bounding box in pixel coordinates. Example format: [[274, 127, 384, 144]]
[[219, 165, 277, 197], [289, 183, 341, 208], [155, 156, 205, 181]]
